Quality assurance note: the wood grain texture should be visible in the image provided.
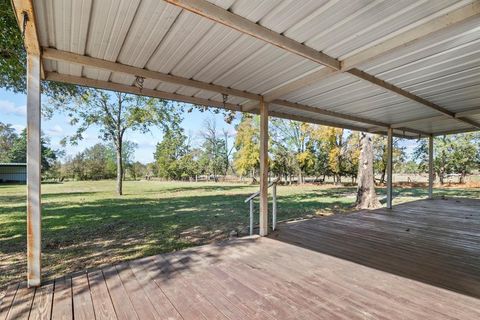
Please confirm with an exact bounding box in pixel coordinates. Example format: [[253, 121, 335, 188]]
[[5, 199, 480, 319], [72, 274, 95, 320], [29, 282, 53, 320]]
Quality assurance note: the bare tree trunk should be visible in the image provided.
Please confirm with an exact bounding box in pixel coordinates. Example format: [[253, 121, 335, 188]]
[[356, 133, 381, 209], [380, 167, 386, 184], [116, 143, 123, 195]]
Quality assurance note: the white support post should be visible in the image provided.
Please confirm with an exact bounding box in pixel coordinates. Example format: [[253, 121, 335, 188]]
[[259, 97, 269, 236], [272, 183, 277, 231], [386, 128, 393, 209], [249, 199, 254, 236], [428, 135, 434, 199], [27, 53, 42, 287]]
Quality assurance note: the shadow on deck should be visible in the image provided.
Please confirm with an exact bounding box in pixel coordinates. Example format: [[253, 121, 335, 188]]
[[1, 198, 479, 319]]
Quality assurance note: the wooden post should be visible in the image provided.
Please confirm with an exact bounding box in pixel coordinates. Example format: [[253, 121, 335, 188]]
[[259, 98, 269, 236], [428, 134, 434, 199], [386, 128, 393, 209], [27, 53, 42, 287]]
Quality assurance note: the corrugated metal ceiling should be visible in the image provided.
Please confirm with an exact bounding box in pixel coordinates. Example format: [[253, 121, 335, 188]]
[[32, 0, 480, 137]]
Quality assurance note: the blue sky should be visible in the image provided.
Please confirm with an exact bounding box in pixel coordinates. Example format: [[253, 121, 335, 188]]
[[0, 87, 417, 163], [0, 88, 237, 163]]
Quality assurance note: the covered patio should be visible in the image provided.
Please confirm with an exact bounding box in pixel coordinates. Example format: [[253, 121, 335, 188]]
[[1, 198, 479, 319], [3, 0, 480, 318]]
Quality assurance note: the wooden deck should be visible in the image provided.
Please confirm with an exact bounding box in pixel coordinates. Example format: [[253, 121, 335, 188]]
[[1, 198, 479, 319]]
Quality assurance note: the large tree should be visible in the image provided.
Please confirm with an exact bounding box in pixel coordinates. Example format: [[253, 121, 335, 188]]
[[355, 132, 381, 209], [154, 128, 189, 180], [319, 127, 345, 184], [55, 89, 181, 195], [414, 133, 479, 184]]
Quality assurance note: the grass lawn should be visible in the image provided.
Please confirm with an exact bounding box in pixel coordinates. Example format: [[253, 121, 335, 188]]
[[1, 180, 479, 292]]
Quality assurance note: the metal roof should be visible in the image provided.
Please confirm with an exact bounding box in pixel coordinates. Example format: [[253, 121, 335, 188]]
[[16, 0, 480, 138]]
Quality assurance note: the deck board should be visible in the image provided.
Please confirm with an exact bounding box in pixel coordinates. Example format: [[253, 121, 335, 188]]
[[72, 273, 95, 320], [1, 198, 479, 319], [29, 282, 53, 320]]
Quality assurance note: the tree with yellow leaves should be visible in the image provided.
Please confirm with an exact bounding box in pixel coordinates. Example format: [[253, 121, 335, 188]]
[[318, 127, 345, 185], [233, 115, 259, 181]]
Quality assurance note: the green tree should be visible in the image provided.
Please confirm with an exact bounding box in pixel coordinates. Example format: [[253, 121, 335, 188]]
[[154, 129, 189, 180], [414, 134, 479, 184], [0, 122, 18, 162], [373, 135, 406, 184], [82, 144, 114, 180], [128, 162, 146, 180], [55, 90, 181, 195], [270, 119, 312, 184], [6, 129, 60, 173], [450, 133, 478, 183]]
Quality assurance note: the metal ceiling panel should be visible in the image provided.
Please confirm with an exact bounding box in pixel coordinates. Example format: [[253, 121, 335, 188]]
[[110, 0, 181, 85], [33, 0, 480, 136]]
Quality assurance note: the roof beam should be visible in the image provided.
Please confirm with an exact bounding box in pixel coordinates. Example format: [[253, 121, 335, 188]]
[[433, 127, 478, 136], [272, 99, 390, 128], [341, 2, 480, 70], [11, 0, 40, 56], [163, 0, 340, 70], [455, 108, 480, 118], [46, 72, 433, 137], [45, 72, 377, 133], [274, 99, 431, 136], [267, 111, 369, 134], [42, 48, 260, 102], [347, 69, 480, 129], [347, 68, 456, 117], [391, 107, 480, 128], [12, 0, 45, 79], [264, 2, 480, 101], [368, 126, 428, 138], [45, 72, 243, 112], [44, 48, 398, 131], [391, 115, 446, 129]]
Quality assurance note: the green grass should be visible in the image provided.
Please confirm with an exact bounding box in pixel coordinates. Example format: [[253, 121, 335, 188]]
[[0, 180, 479, 291]]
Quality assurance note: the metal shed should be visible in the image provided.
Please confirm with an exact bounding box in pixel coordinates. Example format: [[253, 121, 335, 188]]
[[0, 163, 27, 183], [10, 0, 480, 289]]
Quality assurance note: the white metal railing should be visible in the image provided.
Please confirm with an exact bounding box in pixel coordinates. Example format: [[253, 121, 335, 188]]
[[244, 181, 277, 235]]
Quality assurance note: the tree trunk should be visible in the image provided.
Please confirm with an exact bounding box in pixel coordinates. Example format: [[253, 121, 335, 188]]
[[380, 167, 386, 184], [355, 133, 381, 209], [116, 144, 123, 195]]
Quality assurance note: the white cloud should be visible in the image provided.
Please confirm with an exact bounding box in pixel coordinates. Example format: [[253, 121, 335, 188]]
[[46, 124, 64, 137], [11, 124, 25, 133], [0, 100, 26, 116]]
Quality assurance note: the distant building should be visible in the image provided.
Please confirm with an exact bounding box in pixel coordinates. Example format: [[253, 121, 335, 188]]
[[0, 163, 27, 183]]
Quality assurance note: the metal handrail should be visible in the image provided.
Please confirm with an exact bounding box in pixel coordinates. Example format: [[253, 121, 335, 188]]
[[244, 181, 278, 235]]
